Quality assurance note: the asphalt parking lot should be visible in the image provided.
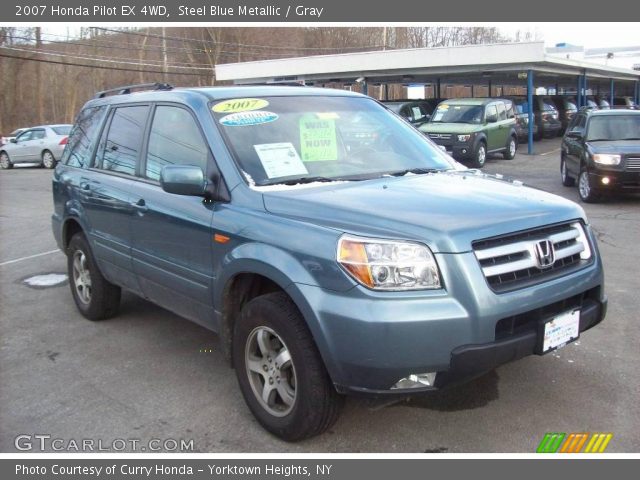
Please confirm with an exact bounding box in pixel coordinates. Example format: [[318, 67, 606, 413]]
[[1, 138, 639, 453]]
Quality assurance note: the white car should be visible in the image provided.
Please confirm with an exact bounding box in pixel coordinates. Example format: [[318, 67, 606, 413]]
[[0, 124, 72, 169]]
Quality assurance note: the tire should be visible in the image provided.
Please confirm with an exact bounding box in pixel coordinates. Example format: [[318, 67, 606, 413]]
[[233, 292, 343, 441], [67, 232, 121, 320], [578, 168, 600, 203], [0, 152, 12, 169], [503, 136, 517, 160], [561, 157, 575, 187], [42, 150, 56, 169], [470, 141, 487, 168]]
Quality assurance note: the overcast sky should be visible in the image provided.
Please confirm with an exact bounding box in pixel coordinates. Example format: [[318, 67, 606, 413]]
[[501, 23, 639, 48], [41, 23, 639, 50]]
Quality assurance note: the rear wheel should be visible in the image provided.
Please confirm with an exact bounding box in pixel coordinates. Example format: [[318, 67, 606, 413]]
[[42, 150, 56, 169], [67, 233, 121, 320], [233, 292, 343, 441], [0, 152, 12, 169], [470, 141, 486, 168], [578, 168, 600, 203], [503, 136, 517, 160], [561, 157, 575, 186]]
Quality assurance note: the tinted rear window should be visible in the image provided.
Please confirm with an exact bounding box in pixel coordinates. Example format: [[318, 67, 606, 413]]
[[62, 107, 107, 168], [95, 106, 149, 175], [52, 126, 72, 135]]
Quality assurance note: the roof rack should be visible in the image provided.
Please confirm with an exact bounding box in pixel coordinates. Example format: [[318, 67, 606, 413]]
[[95, 82, 174, 99]]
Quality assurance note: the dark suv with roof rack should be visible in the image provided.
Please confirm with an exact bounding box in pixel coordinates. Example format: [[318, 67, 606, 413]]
[[561, 108, 640, 202], [52, 82, 606, 441]]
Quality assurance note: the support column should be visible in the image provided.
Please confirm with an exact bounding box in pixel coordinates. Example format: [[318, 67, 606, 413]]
[[577, 75, 582, 108], [436, 78, 441, 99], [527, 69, 534, 155], [610, 79, 615, 108]]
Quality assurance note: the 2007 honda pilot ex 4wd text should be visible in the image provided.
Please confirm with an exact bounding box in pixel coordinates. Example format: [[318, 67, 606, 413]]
[[52, 84, 607, 441]]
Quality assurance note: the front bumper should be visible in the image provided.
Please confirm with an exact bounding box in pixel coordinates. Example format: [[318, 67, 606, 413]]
[[287, 227, 606, 397], [588, 169, 640, 192]]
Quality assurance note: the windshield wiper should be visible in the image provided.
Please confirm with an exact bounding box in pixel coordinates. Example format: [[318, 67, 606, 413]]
[[621, 137, 640, 140], [587, 138, 612, 142], [384, 167, 442, 177]]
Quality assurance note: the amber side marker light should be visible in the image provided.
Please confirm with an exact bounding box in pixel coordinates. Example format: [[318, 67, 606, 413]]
[[214, 233, 231, 244], [338, 239, 374, 287]]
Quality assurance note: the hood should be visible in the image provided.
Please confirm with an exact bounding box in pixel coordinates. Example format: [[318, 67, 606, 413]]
[[419, 123, 481, 135], [261, 171, 585, 253], [587, 140, 640, 155]]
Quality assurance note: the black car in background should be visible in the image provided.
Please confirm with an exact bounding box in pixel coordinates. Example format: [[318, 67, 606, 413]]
[[382, 98, 444, 127], [613, 96, 637, 110], [506, 96, 561, 140], [507, 96, 540, 141], [551, 96, 578, 136], [383, 100, 434, 127], [561, 109, 640, 202]]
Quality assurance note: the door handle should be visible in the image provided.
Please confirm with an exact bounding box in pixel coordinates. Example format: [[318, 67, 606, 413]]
[[132, 198, 148, 213]]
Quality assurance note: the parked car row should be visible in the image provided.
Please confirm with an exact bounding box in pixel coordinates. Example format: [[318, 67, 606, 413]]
[[0, 124, 72, 169]]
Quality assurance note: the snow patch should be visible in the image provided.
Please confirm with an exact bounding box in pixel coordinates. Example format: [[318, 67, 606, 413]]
[[23, 273, 68, 287]]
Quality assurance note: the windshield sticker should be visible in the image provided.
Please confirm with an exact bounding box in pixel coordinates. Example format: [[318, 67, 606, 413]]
[[254, 143, 308, 179], [299, 115, 338, 162], [212, 98, 269, 114], [219, 111, 279, 127]]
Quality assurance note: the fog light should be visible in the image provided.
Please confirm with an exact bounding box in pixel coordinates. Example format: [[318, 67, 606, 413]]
[[462, 149, 467, 154], [391, 372, 437, 389], [601, 177, 610, 185]]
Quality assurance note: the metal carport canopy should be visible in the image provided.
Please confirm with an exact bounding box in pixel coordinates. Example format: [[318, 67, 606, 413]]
[[215, 41, 640, 85]]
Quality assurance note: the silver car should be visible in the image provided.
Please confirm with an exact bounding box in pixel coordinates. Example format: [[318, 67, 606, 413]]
[[0, 124, 72, 169]]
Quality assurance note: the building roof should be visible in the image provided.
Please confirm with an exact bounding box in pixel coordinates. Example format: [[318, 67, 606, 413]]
[[216, 42, 640, 88]]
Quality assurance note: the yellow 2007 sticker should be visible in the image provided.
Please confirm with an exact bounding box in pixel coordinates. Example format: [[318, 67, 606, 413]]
[[212, 98, 269, 113]]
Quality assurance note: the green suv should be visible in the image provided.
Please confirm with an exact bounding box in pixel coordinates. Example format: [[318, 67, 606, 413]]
[[419, 98, 518, 168]]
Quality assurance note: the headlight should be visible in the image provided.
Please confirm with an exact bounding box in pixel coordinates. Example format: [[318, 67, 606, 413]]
[[457, 134, 471, 142], [593, 154, 621, 165], [337, 236, 441, 290]]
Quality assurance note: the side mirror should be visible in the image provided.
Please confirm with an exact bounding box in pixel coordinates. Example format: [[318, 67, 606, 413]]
[[10, 138, 17, 143], [567, 127, 584, 139], [486, 115, 498, 124], [160, 165, 206, 196]]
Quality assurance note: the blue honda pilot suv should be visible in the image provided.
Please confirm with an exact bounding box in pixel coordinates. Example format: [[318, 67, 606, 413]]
[[52, 83, 607, 441]]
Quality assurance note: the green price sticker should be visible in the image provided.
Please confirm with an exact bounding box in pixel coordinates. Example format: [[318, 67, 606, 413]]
[[299, 115, 338, 162]]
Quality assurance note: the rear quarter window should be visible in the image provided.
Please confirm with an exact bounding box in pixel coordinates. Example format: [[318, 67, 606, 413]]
[[62, 106, 107, 168]]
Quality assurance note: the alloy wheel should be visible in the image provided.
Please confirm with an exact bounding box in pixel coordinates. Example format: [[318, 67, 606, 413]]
[[245, 326, 297, 417]]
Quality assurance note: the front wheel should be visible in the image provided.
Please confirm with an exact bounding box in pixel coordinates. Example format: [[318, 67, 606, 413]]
[[578, 169, 600, 203], [503, 136, 517, 160], [233, 292, 343, 441], [0, 152, 12, 169], [42, 150, 56, 169], [470, 142, 486, 168], [67, 233, 121, 320]]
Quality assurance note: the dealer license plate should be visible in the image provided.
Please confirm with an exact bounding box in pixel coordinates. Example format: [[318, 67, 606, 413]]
[[542, 309, 580, 353]]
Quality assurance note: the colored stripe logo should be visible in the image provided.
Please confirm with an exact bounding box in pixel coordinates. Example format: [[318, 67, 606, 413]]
[[537, 433, 613, 453]]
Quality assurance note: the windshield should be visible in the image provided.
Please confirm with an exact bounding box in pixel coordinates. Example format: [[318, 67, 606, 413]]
[[52, 125, 71, 135], [211, 96, 457, 186], [430, 104, 483, 124], [586, 115, 640, 141]]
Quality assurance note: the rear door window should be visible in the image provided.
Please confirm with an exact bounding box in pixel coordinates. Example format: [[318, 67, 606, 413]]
[[62, 106, 107, 168], [144, 106, 209, 181], [31, 129, 46, 140], [95, 105, 149, 175], [496, 102, 507, 121]]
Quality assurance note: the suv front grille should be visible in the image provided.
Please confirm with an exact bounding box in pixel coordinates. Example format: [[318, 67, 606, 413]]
[[625, 157, 640, 171], [473, 222, 592, 293], [428, 133, 451, 140]]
